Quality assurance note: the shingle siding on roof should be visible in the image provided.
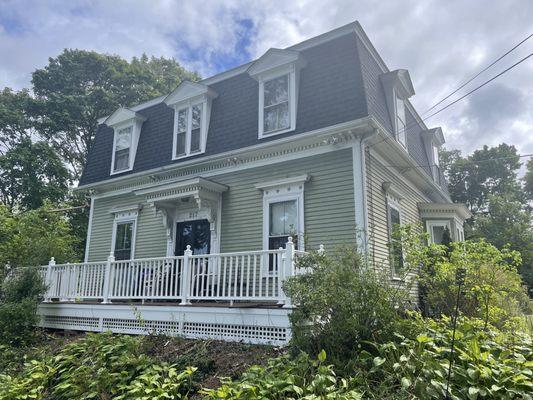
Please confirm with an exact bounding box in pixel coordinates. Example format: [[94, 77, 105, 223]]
[[79, 33, 367, 186]]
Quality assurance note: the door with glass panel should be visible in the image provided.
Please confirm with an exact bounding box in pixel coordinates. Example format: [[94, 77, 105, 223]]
[[267, 200, 298, 273]]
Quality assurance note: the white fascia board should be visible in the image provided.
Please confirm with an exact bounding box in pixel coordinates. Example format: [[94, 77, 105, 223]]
[[255, 175, 310, 190], [163, 81, 217, 106], [134, 177, 228, 197]]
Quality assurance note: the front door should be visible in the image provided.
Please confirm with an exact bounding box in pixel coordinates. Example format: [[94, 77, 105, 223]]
[[175, 219, 211, 256]]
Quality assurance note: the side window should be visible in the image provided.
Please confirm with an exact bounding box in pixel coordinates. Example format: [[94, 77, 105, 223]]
[[395, 96, 406, 147], [387, 199, 403, 277], [263, 74, 290, 135]]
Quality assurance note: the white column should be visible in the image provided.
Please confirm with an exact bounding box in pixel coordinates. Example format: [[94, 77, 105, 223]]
[[43, 257, 55, 302], [180, 245, 192, 305], [277, 247, 285, 305], [101, 253, 114, 304], [282, 237, 295, 308]]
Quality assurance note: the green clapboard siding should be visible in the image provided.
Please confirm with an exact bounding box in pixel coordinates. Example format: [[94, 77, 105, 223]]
[[86, 148, 356, 261], [216, 149, 356, 252]]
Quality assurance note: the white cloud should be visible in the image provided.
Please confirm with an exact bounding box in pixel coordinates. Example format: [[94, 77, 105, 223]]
[[0, 0, 532, 157]]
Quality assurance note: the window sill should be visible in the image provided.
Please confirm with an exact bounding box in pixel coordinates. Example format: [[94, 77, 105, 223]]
[[258, 126, 295, 140], [391, 276, 405, 282], [172, 150, 205, 161], [110, 167, 133, 175]]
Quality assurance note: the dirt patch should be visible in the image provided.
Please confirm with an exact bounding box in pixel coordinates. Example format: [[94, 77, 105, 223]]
[[139, 334, 286, 391]]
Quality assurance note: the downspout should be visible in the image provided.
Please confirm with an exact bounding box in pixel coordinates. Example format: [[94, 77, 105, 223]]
[[352, 129, 378, 255]]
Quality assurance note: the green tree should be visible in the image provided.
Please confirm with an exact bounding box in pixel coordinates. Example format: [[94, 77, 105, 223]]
[[0, 139, 70, 210], [0, 88, 37, 153], [473, 194, 533, 293], [524, 157, 533, 201], [0, 205, 79, 271], [32, 49, 200, 176]]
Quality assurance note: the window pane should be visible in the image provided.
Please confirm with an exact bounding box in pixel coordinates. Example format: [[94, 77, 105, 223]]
[[396, 97, 405, 124], [191, 104, 202, 152], [264, 102, 289, 133], [264, 75, 288, 107], [116, 126, 132, 150], [114, 148, 130, 171], [431, 225, 445, 244], [390, 207, 401, 227], [397, 117, 406, 145], [177, 109, 188, 133], [389, 206, 403, 274], [433, 144, 440, 166], [176, 132, 186, 156], [115, 222, 133, 260], [269, 200, 297, 236]]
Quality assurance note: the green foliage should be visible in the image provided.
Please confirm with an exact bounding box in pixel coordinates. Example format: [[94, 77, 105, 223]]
[[202, 353, 362, 400], [31, 49, 200, 175], [0, 267, 46, 346], [0, 333, 196, 400], [419, 240, 531, 329], [525, 157, 533, 200], [284, 247, 409, 369], [0, 205, 79, 270], [358, 316, 533, 399]]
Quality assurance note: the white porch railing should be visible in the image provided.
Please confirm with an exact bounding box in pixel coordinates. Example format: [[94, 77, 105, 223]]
[[40, 238, 312, 306]]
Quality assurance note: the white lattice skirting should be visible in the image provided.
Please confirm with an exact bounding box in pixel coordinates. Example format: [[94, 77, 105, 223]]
[[37, 303, 291, 346]]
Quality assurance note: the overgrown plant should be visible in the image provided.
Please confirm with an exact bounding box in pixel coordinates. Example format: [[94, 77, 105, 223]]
[[284, 247, 410, 369], [419, 239, 531, 329]]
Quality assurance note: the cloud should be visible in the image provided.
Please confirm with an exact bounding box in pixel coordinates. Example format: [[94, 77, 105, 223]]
[[0, 0, 532, 158]]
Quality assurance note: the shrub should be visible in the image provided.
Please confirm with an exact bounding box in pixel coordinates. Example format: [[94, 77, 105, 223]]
[[0, 267, 46, 346], [419, 240, 531, 329], [0, 333, 196, 400], [284, 247, 409, 369], [202, 351, 363, 399], [357, 315, 533, 399]]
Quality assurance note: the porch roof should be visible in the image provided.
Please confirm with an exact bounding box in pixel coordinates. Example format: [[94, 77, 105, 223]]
[[134, 177, 228, 203]]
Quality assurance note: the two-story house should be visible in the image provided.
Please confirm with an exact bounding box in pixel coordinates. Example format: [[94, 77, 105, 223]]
[[38, 21, 470, 345]]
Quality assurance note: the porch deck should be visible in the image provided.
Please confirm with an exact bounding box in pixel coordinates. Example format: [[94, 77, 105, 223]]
[[37, 239, 311, 345]]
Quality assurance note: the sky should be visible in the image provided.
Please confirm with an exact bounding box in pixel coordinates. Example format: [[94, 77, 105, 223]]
[[0, 0, 532, 161]]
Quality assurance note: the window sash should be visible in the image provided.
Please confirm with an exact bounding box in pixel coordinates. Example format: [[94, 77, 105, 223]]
[[114, 221, 133, 260], [387, 203, 403, 276], [113, 126, 132, 172], [175, 103, 203, 157], [263, 74, 290, 134]]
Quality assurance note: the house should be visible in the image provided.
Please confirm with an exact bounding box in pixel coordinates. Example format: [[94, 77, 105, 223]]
[[37, 21, 470, 345]]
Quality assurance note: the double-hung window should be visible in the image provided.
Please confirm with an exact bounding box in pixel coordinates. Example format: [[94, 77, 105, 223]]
[[113, 221, 134, 260], [263, 74, 290, 135], [113, 125, 133, 172], [396, 96, 407, 147], [268, 200, 298, 250], [173, 103, 203, 159], [387, 198, 404, 278]]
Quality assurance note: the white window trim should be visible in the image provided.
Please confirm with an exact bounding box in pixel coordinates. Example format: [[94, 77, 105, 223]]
[[110, 210, 139, 260], [394, 92, 407, 148], [386, 195, 404, 280], [258, 65, 297, 139], [111, 122, 135, 175], [426, 220, 451, 245], [171, 97, 209, 160], [259, 176, 307, 274]]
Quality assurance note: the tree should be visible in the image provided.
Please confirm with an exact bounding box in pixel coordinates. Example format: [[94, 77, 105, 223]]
[[441, 144, 522, 213], [524, 157, 533, 201], [473, 194, 533, 293], [0, 88, 37, 153], [32, 50, 200, 176], [0, 139, 70, 210]]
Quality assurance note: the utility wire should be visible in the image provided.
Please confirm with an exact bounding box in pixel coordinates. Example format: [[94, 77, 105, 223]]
[[368, 52, 533, 150], [423, 32, 533, 115]]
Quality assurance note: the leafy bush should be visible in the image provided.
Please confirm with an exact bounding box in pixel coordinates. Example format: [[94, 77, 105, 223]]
[[419, 240, 531, 329], [357, 315, 533, 399], [0, 267, 46, 346], [0, 333, 196, 400], [284, 247, 409, 369], [202, 351, 362, 399]]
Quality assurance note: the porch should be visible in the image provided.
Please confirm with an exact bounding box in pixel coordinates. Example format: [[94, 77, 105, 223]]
[[37, 239, 311, 345]]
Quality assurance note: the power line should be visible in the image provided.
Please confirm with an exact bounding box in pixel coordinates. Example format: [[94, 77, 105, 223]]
[[423, 32, 533, 115], [369, 52, 533, 150], [378, 153, 533, 172]]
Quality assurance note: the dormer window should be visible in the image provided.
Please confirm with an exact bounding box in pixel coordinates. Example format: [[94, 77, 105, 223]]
[[174, 103, 203, 158], [113, 125, 133, 172], [395, 96, 407, 147], [248, 48, 305, 139], [380, 69, 415, 149], [163, 81, 217, 160], [262, 73, 290, 134], [421, 128, 445, 184], [105, 108, 146, 175]]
